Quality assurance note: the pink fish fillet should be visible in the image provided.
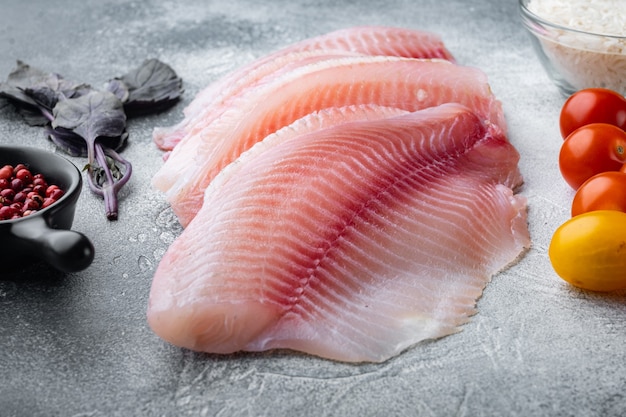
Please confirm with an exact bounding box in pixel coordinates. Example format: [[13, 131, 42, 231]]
[[204, 104, 411, 200], [154, 56, 507, 227], [153, 51, 364, 175], [147, 103, 530, 363], [153, 26, 455, 151]]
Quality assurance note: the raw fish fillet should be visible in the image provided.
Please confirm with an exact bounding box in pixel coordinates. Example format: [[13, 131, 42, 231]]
[[153, 26, 455, 151], [154, 56, 506, 227], [154, 51, 359, 152], [153, 51, 363, 175], [147, 103, 530, 363], [227, 104, 410, 158]]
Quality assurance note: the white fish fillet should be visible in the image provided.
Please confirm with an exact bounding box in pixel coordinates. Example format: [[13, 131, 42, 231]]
[[153, 26, 455, 151], [147, 103, 529, 363], [154, 56, 506, 227]]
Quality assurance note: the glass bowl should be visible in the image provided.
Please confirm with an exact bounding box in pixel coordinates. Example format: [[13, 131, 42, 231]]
[[519, 0, 626, 97]]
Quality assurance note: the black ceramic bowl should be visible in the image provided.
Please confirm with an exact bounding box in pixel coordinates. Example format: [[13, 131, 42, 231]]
[[0, 145, 94, 273]]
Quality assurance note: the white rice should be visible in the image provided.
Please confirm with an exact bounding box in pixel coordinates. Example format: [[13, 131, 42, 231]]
[[526, 0, 626, 94]]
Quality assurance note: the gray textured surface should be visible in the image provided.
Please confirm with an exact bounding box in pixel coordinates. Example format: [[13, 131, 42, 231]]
[[1, 0, 625, 416]]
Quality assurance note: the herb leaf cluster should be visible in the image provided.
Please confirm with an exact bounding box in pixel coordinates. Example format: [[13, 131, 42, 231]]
[[0, 59, 183, 220]]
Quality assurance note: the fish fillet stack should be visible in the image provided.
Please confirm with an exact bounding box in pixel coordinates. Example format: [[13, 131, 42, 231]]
[[148, 26, 530, 363]]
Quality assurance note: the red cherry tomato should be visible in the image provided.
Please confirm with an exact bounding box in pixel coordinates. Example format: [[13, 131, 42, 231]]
[[560, 88, 626, 139], [572, 171, 626, 216], [559, 123, 626, 189]]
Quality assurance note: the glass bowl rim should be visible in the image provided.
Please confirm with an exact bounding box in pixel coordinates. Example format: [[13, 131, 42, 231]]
[[519, 0, 626, 40]]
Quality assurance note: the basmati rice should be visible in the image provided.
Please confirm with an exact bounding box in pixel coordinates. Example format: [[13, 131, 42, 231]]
[[524, 0, 626, 95]]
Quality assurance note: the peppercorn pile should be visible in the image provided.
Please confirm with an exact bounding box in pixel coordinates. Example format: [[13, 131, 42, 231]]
[[0, 164, 64, 220]]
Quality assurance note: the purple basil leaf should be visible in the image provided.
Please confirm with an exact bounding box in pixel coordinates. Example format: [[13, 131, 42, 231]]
[[0, 61, 91, 125], [111, 58, 183, 117], [51, 90, 127, 161], [45, 125, 89, 157], [103, 78, 130, 103], [51, 90, 130, 220]]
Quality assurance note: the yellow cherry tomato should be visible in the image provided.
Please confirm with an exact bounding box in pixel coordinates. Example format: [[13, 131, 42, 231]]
[[549, 210, 626, 292]]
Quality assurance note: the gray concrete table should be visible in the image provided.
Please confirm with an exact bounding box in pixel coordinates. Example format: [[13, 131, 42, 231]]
[[1, 0, 624, 416]]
